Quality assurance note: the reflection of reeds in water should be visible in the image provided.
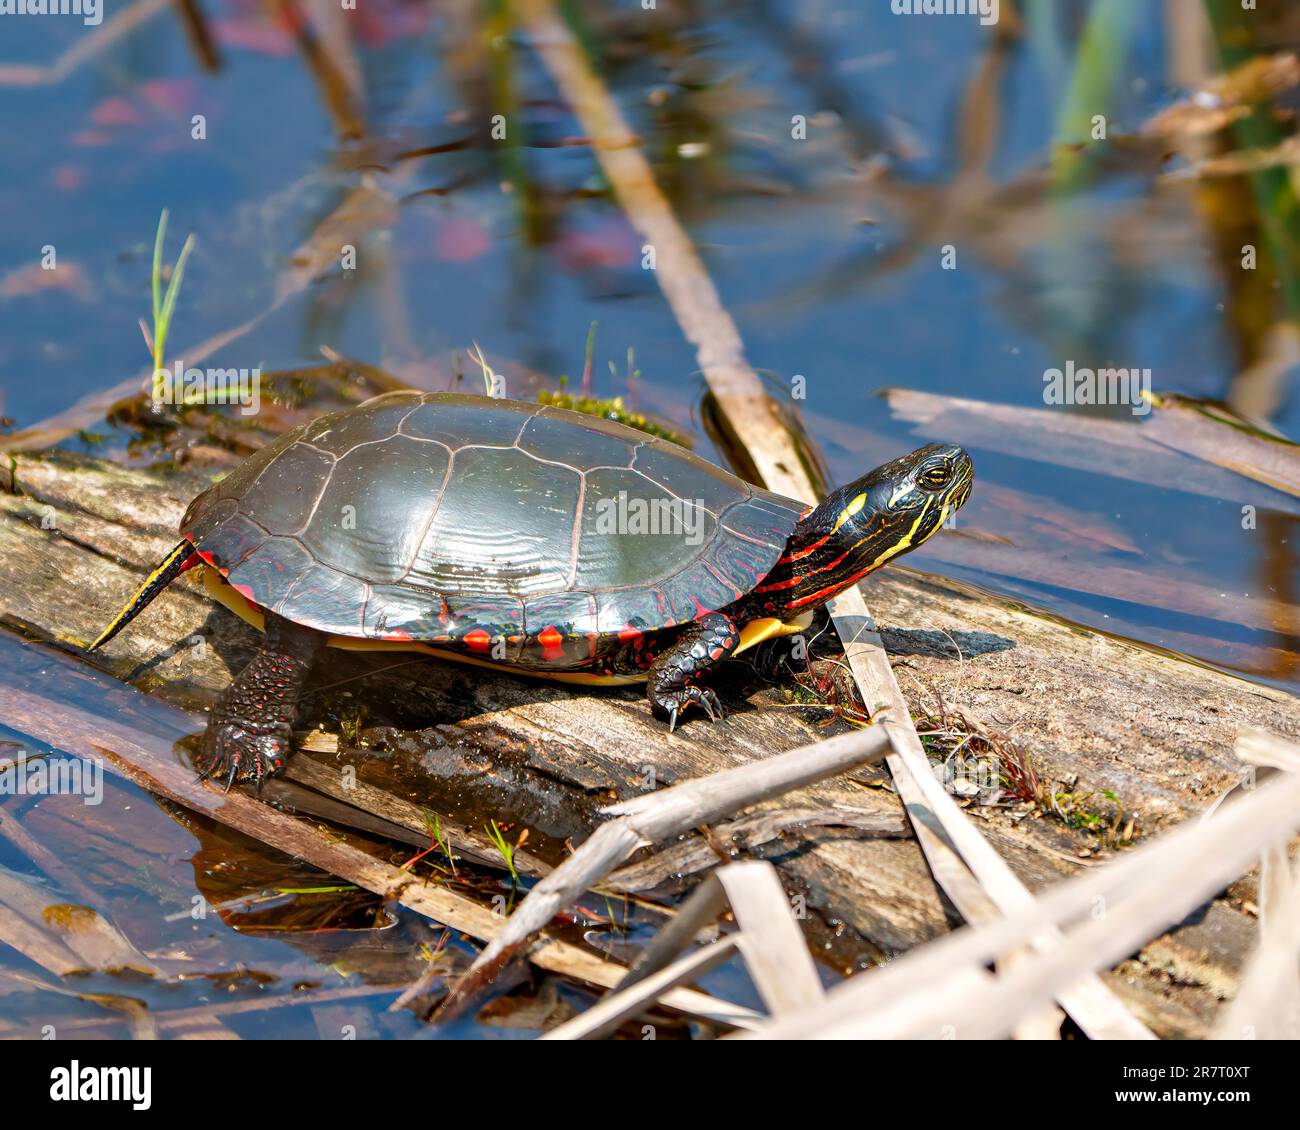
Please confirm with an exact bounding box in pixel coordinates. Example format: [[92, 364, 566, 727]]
[[1204, 0, 1300, 417]]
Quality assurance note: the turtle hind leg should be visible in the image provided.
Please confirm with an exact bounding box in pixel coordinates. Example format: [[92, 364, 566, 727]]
[[195, 613, 325, 788], [647, 612, 740, 731]]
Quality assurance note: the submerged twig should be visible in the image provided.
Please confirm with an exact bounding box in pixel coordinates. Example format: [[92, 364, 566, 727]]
[[0, 0, 171, 88]]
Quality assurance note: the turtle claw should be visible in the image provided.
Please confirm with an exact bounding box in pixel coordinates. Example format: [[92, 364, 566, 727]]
[[697, 687, 725, 724], [194, 717, 290, 789], [648, 613, 738, 731], [656, 686, 726, 730]]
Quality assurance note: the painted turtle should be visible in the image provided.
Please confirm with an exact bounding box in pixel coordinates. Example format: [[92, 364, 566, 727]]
[[90, 392, 972, 785]]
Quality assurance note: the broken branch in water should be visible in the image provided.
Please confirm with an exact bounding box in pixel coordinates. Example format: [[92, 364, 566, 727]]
[[602, 805, 908, 895], [884, 387, 1300, 511], [436, 723, 893, 1020], [544, 860, 824, 1040], [741, 742, 1300, 1039], [1141, 391, 1300, 498]]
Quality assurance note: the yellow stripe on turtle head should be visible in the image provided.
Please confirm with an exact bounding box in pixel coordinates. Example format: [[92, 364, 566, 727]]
[[832, 492, 867, 535]]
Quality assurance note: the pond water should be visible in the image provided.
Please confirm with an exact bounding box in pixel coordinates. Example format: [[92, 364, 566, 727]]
[[0, 0, 1296, 1038]]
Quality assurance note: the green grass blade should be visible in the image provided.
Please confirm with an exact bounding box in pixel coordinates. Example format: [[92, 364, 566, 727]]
[[154, 233, 195, 376], [151, 209, 167, 332]]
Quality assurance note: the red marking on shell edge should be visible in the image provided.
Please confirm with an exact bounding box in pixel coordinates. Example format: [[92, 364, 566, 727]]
[[231, 582, 256, 601], [618, 626, 642, 643], [463, 628, 492, 653], [539, 625, 565, 661], [384, 629, 413, 641]]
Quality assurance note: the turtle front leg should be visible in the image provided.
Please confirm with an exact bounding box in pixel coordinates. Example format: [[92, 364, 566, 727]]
[[648, 612, 740, 731], [196, 614, 325, 789]]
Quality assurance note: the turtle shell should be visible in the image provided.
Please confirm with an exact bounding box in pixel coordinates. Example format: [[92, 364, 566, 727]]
[[182, 392, 805, 666]]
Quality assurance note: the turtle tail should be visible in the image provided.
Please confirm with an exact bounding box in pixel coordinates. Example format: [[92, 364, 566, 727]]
[[88, 540, 195, 652]]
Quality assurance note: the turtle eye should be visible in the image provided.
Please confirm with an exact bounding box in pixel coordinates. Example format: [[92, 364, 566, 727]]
[[919, 465, 951, 490]]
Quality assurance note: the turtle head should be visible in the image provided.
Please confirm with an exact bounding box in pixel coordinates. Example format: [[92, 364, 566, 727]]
[[844, 443, 974, 556], [746, 444, 972, 617]]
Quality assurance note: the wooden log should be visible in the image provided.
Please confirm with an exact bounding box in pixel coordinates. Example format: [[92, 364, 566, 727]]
[[2, 439, 1298, 1034]]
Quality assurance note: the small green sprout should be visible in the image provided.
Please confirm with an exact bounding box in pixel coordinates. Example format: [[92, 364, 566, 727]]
[[485, 818, 519, 884], [144, 210, 196, 401]]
